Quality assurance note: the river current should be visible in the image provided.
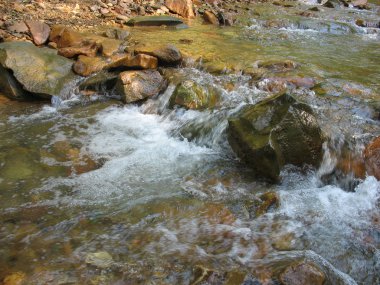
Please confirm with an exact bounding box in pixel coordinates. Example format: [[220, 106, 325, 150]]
[[0, 2, 380, 285]]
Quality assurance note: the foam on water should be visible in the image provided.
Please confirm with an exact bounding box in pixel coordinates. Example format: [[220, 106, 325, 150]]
[[36, 105, 219, 207]]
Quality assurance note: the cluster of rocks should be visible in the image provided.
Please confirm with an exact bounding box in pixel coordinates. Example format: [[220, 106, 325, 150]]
[[0, 19, 188, 105]]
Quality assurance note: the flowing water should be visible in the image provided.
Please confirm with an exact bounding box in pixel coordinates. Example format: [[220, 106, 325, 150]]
[[1, 3, 380, 285]]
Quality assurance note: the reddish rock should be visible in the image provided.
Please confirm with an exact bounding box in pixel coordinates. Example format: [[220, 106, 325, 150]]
[[204, 10, 219, 25], [364, 137, 380, 180], [165, 0, 195, 18], [25, 20, 50, 45], [280, 262, 325, 285]]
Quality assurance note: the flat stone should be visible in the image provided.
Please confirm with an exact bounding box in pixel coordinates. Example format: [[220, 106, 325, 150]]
[[126, 15, 184, 27]]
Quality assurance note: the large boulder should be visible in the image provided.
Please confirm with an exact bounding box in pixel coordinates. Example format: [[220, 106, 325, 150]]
[[115, 70, 167, 103], [165, 0, 195, 18], [0, 42, 76, 99], [227, 93, 324, 181], [169, 80, 219, 110], [364, 136, 380, 180]]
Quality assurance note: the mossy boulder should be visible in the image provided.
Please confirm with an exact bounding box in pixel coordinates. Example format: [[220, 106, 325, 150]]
[[0, 42, 76, 99], [169, 80, 219, 110], [227, 93, 324, 181]]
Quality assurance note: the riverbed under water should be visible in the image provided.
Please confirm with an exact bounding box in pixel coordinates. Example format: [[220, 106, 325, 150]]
[[0, 2, 380, 285]]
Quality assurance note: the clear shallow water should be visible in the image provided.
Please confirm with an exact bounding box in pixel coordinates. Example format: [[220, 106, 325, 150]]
[[1, 2, 380, 285]]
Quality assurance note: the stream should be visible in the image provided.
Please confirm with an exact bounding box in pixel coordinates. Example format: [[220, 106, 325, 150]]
[[0, 2, 380, 285]]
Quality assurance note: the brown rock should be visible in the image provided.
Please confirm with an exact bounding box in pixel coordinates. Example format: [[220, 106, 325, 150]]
[[50, 27, 122, 57], [25, 20, 50, 45], [364, 137, 380, 180], [73, 54, 127, 77], [116, 70, 166, 103], [280, 262, 325, 285], [3, 271, 26, 285], [58, 42, 99, 58], [49, 25, 66, 43], [122, 54, 158, 69], [165, 0, 195, 18], [204, 10, 219, 25]]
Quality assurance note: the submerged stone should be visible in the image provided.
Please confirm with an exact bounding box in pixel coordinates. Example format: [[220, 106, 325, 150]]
[[126, 16, 184, 27], [227, 93, 324, 181], [0, 42, 76, 99], [169, 80, 219, 110], [85, 251, 113, 269]]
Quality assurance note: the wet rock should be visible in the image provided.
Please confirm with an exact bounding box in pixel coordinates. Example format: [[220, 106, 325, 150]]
[[116, 70, 166, 103], [255, 191, 280, 217], [121, 53, 158, 69], [85, 251, 113, 269], [3, 271, 26, 285], [165, 0, 195, 18], [104, 28, 130, 41], [126, 15, 184, 27], [25, 20, 50, 45], [323, 0, 349, 8], [203, 10, 219, 25], [169, 80, 219, 110], [0, 42, 76, 99], [227, 93, 324, 181], [79, 71, 119, 92], [257, 77, 316, 93], [135, 44, 182, 66], [258, 60, 298, 73], [280, 262, 325, 285], [0, 65, 30, 100], [364, 137, 380, 180], [58, 42, 99, 58], [73, 53, 127, 77]]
